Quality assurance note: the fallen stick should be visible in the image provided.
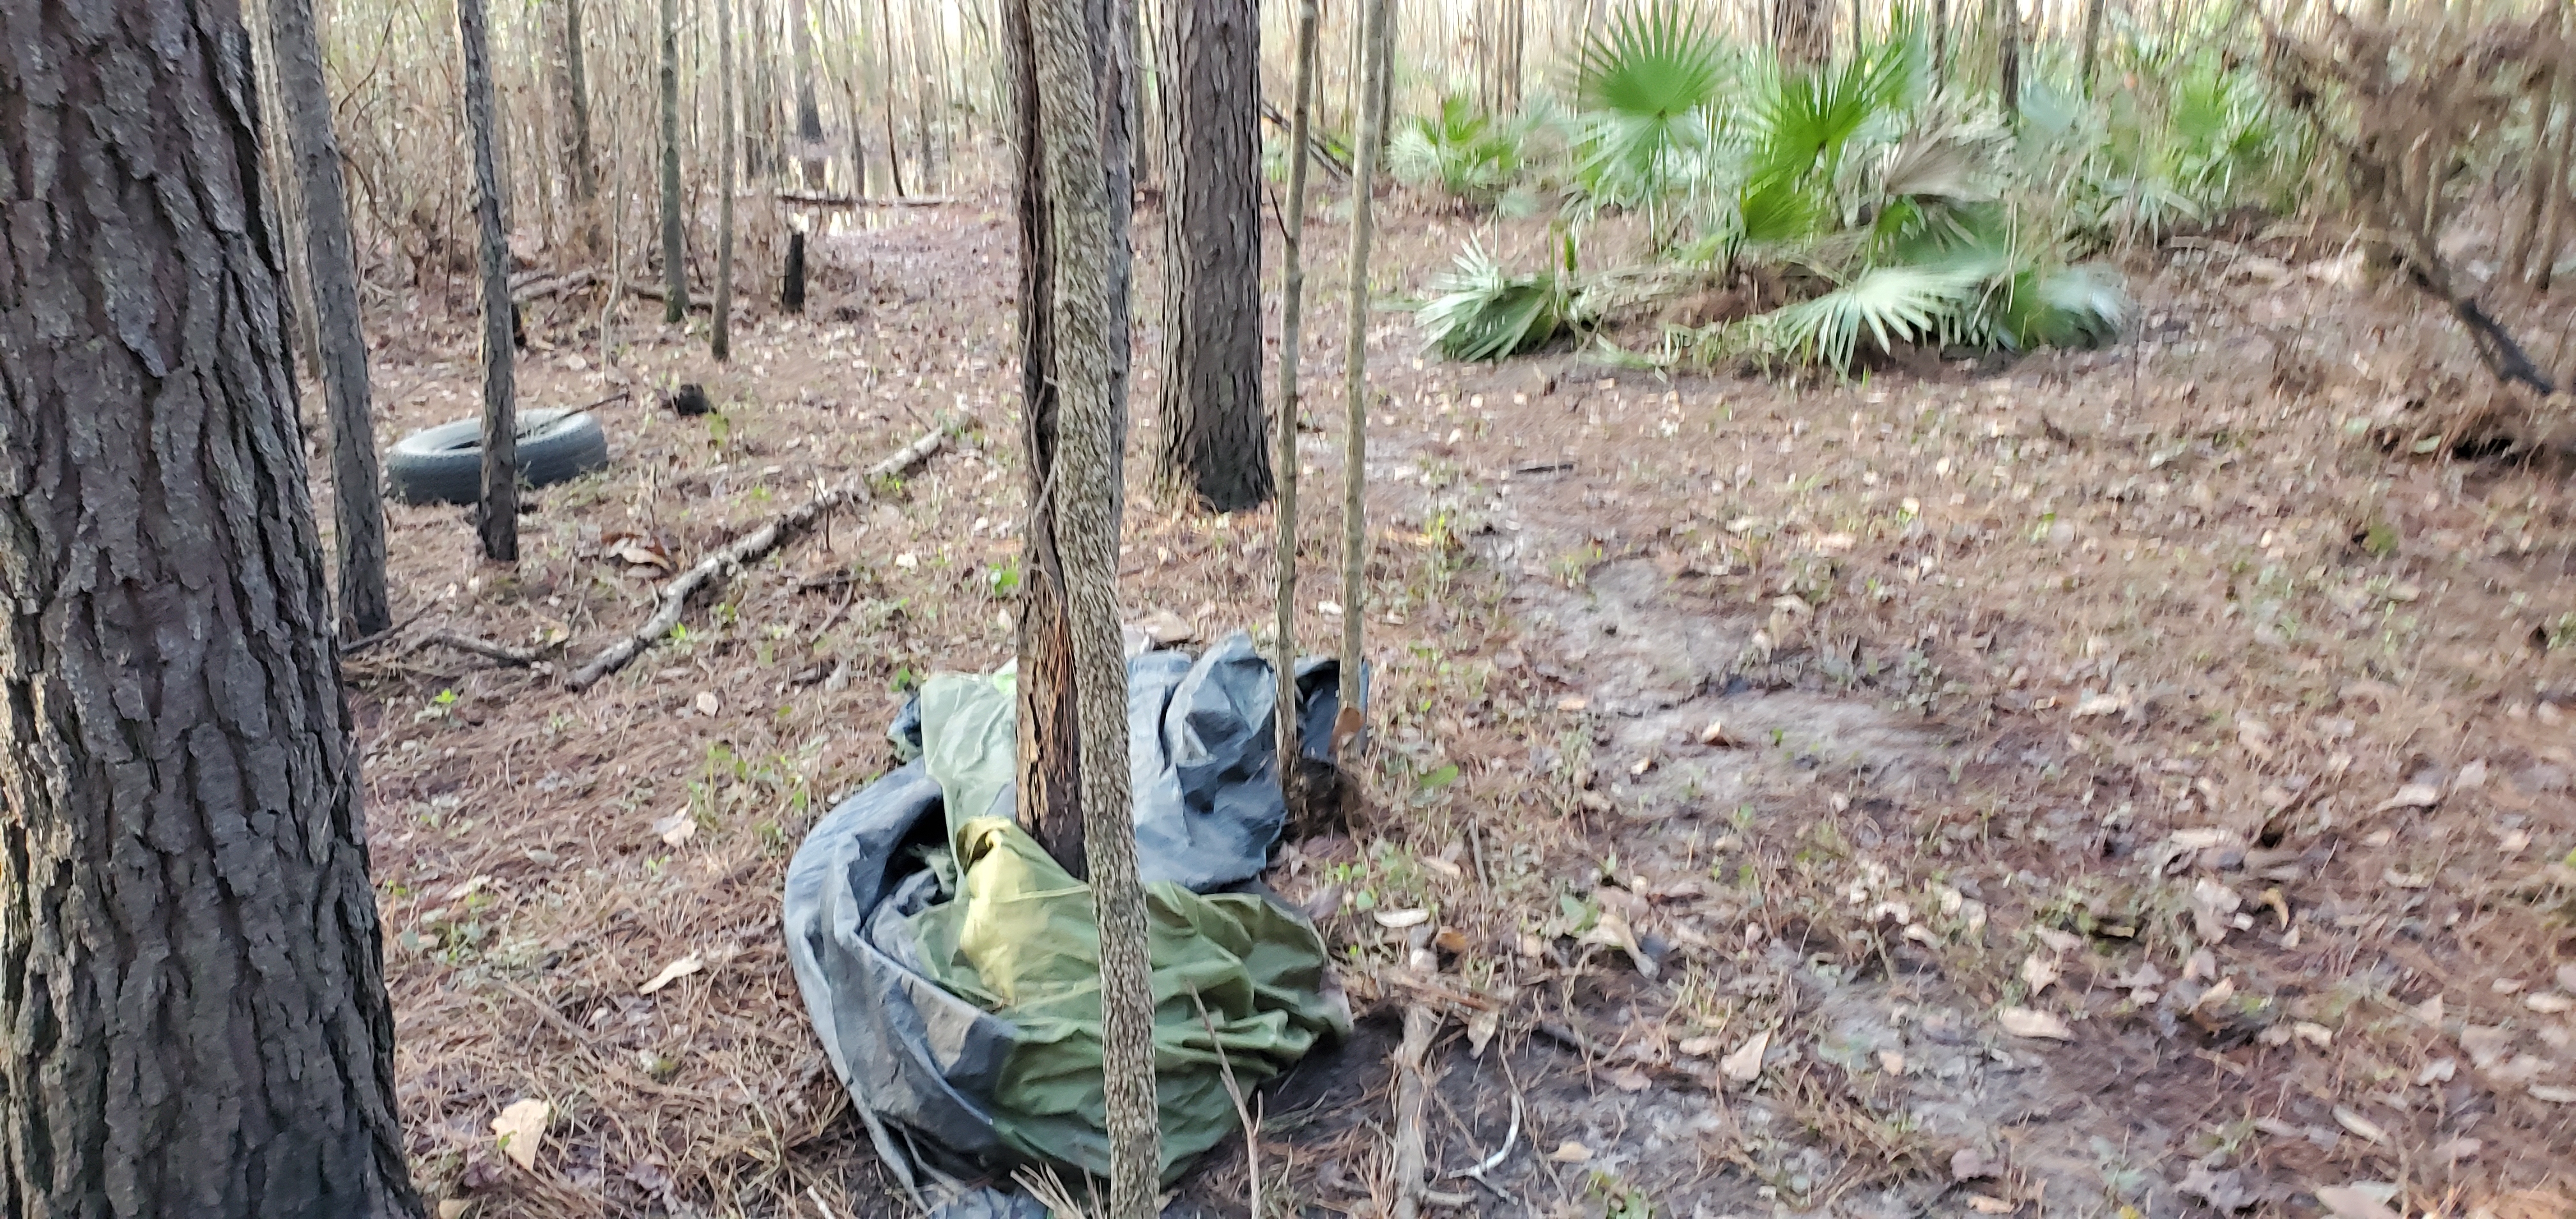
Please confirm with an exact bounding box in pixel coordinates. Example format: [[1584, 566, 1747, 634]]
[[420, 630, 557, 667], [566, 427, 946, 691], [1390, 1004, 1441, 1219], [510, 268, 599, 303]]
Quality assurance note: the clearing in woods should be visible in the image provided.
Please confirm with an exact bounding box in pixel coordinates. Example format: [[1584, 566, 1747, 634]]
[[354, 176, 2576, 1216]]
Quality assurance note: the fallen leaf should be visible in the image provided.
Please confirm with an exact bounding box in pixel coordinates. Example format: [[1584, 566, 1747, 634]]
[[2430, 1136, 2481, 1163], [1133, 609, 1197, 645], [2291, 1022, 2333, 1048], [1466, 1011, 1498, 1059], [1966, 1196, 2016, 1215], [2373, 782, 2442, 812], [1698, 719, 1736, 746], [2332, 1106, 2389, 1145], [1951, 1147, 2000, 1181], [2179, 1163, 2257, 1212], [1549, 1140, 1591, 1163], [1606, 1067, 1652, 1093], [2415, 1057, 2456, 1085], [2524, 992, 2573, 1014], [650, 811, 696, 848], [1373, 908, 1430, 930], [2533, 1085, 2576, 1104], [1578, 907, 1657, 979], [439, 1201, 474, 1219], [2073, 693, 2128, 717], [2020, 953, 2060, 995], [694, 691, 720, 716], [2460, 1024, 2513, 1068], [1676, 1035, 1724, 1057], [491, 1098, 550, 1171], [2313, 1185, 2400, 1219], [1432, 928, 1469, 955], [1878, 1049, 1906, 1075], [1998, 1007, 2073, 1041], [2032, 927, 2083, 953], [1720, 1029, 1770, 1082], [2559, 963, 2576, 995], [2170, 827, 2237, 850], [640, 952, 705, 995]]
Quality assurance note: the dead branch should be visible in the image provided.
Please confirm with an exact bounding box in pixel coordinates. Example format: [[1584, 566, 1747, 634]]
[[566, 427, 946, 691], [775, 190, 954, 207], [1390, 1004, 1441, 1219], [419, 630, 558, 667], [1260, 100, 1353, 179], [509, 268, 599, 303]]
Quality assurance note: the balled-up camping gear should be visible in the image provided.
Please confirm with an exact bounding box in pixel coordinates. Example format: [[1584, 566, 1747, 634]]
[[783, 633, 1354, 1213]]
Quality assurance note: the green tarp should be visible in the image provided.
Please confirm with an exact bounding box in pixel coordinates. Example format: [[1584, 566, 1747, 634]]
[[903, 672, 1349, 1181]]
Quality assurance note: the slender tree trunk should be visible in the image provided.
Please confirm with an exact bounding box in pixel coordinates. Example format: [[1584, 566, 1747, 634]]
[[2510, 1, 2566, 284], [794, 0, 827, 185], [1009, 0, 1133, 878], [880, 0, 910, 196], [460, 0, 518, 562], [0, 3, 424, 1214], [243, 0, 323, 379], [2080, 0, 2106, 95], [2534, 75, 2575, 290], [717, 0, 739, 360], [662, 0, 692, 321], [1933, 0, 1949, 81], [1341, 0, 1388, 719], [562, 0, 601, 251], [1154, 0, 1269, 511], [1997, 0, 2021, 124], [264, 0, 392, 637], [1276, 0, 1321, 783], [1011, 0, 1156, 1208]]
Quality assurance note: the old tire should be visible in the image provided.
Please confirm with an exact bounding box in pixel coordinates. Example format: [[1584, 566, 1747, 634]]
[[385, 410, 610, 506]]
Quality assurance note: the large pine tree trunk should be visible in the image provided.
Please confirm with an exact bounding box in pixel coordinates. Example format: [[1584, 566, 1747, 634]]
[[459, 0, 518, 562], [1007, 0, 1131, 875], [661, 0, 692, 321], [0, 3, 424, 1215], [264, 0, 392, 636], [1153, 0, 1270, 512]]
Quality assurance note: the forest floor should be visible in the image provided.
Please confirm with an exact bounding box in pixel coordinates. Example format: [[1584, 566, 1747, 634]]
[[339, 169, 2576, 1219]]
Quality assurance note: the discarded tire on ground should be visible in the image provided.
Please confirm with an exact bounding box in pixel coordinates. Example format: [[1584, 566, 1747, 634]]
[[384, 410, 610, 505]]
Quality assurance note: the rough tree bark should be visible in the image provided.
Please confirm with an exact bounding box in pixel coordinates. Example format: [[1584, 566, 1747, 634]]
[[1275, 0, 1321, 780], [1154, 0, 1271, 512], [661, 0, 692, 322], [1007, 0, 1131, 878], [0, 2, 425, 1215], [2080, 0, 2106, 95], [460, 0, 518, 561], [1013, 0, 1158, 1209], [716, 0, 738, 362], [1341, 0, 1389, 719], [263, 0, 392, 637], [560, 0, 601, 250], [1774, 0, 1830, 70]]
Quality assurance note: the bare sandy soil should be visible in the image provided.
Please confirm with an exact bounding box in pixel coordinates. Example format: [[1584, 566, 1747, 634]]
[[341, 174, 2576, 1218]]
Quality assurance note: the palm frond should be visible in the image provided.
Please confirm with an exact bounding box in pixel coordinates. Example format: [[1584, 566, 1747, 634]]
[[1414, 243, 1586, 362], [1573, 1, 1724, 203], [1760, 264, 1982, 371]]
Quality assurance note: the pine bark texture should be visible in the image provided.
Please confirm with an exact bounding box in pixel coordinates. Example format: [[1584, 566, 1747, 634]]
[[1154, 0, 1270, 513], [263, 0, 391, 636], [459, 0, 518, 562], [1340, 0, 1390, 717], [1275, 0, 1321, 778], [661, 0, 691, 322], [1006, 0, 1132, 876], [716, 0, 737, 362], [0, 3, 423, 1215]]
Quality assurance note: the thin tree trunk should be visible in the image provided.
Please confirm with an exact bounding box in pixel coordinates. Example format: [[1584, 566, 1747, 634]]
[[1276, 0, 1321, 783], [911, 0, 936, 190], [461, 0, 519, 562], [2534, 74, 2575, 290], [717, 0, 739, 361], [793, 0, 827, 185], [880, 0, 910, 196], [1997, 0, 2021, 124], [265, 0, 392, 637], [0, 2, 424, 1213], [1012, 0, 1157, 1208], [1154, 0, 1270, 511], [563, 0, 602, 251], [1933, 0, 1949, 80], [662, 0, 693, 322], [2511, 1, 2567, 284], [1341, 0, 1389, 720], [1774, 0, 1829, 69], [2080, 0, 2107, 95], [1009, 0, 1133, 877], [243, 0, 324, 379]]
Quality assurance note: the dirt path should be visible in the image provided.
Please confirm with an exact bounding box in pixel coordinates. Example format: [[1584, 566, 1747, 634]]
[[352, 188, 2574, 1218]]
